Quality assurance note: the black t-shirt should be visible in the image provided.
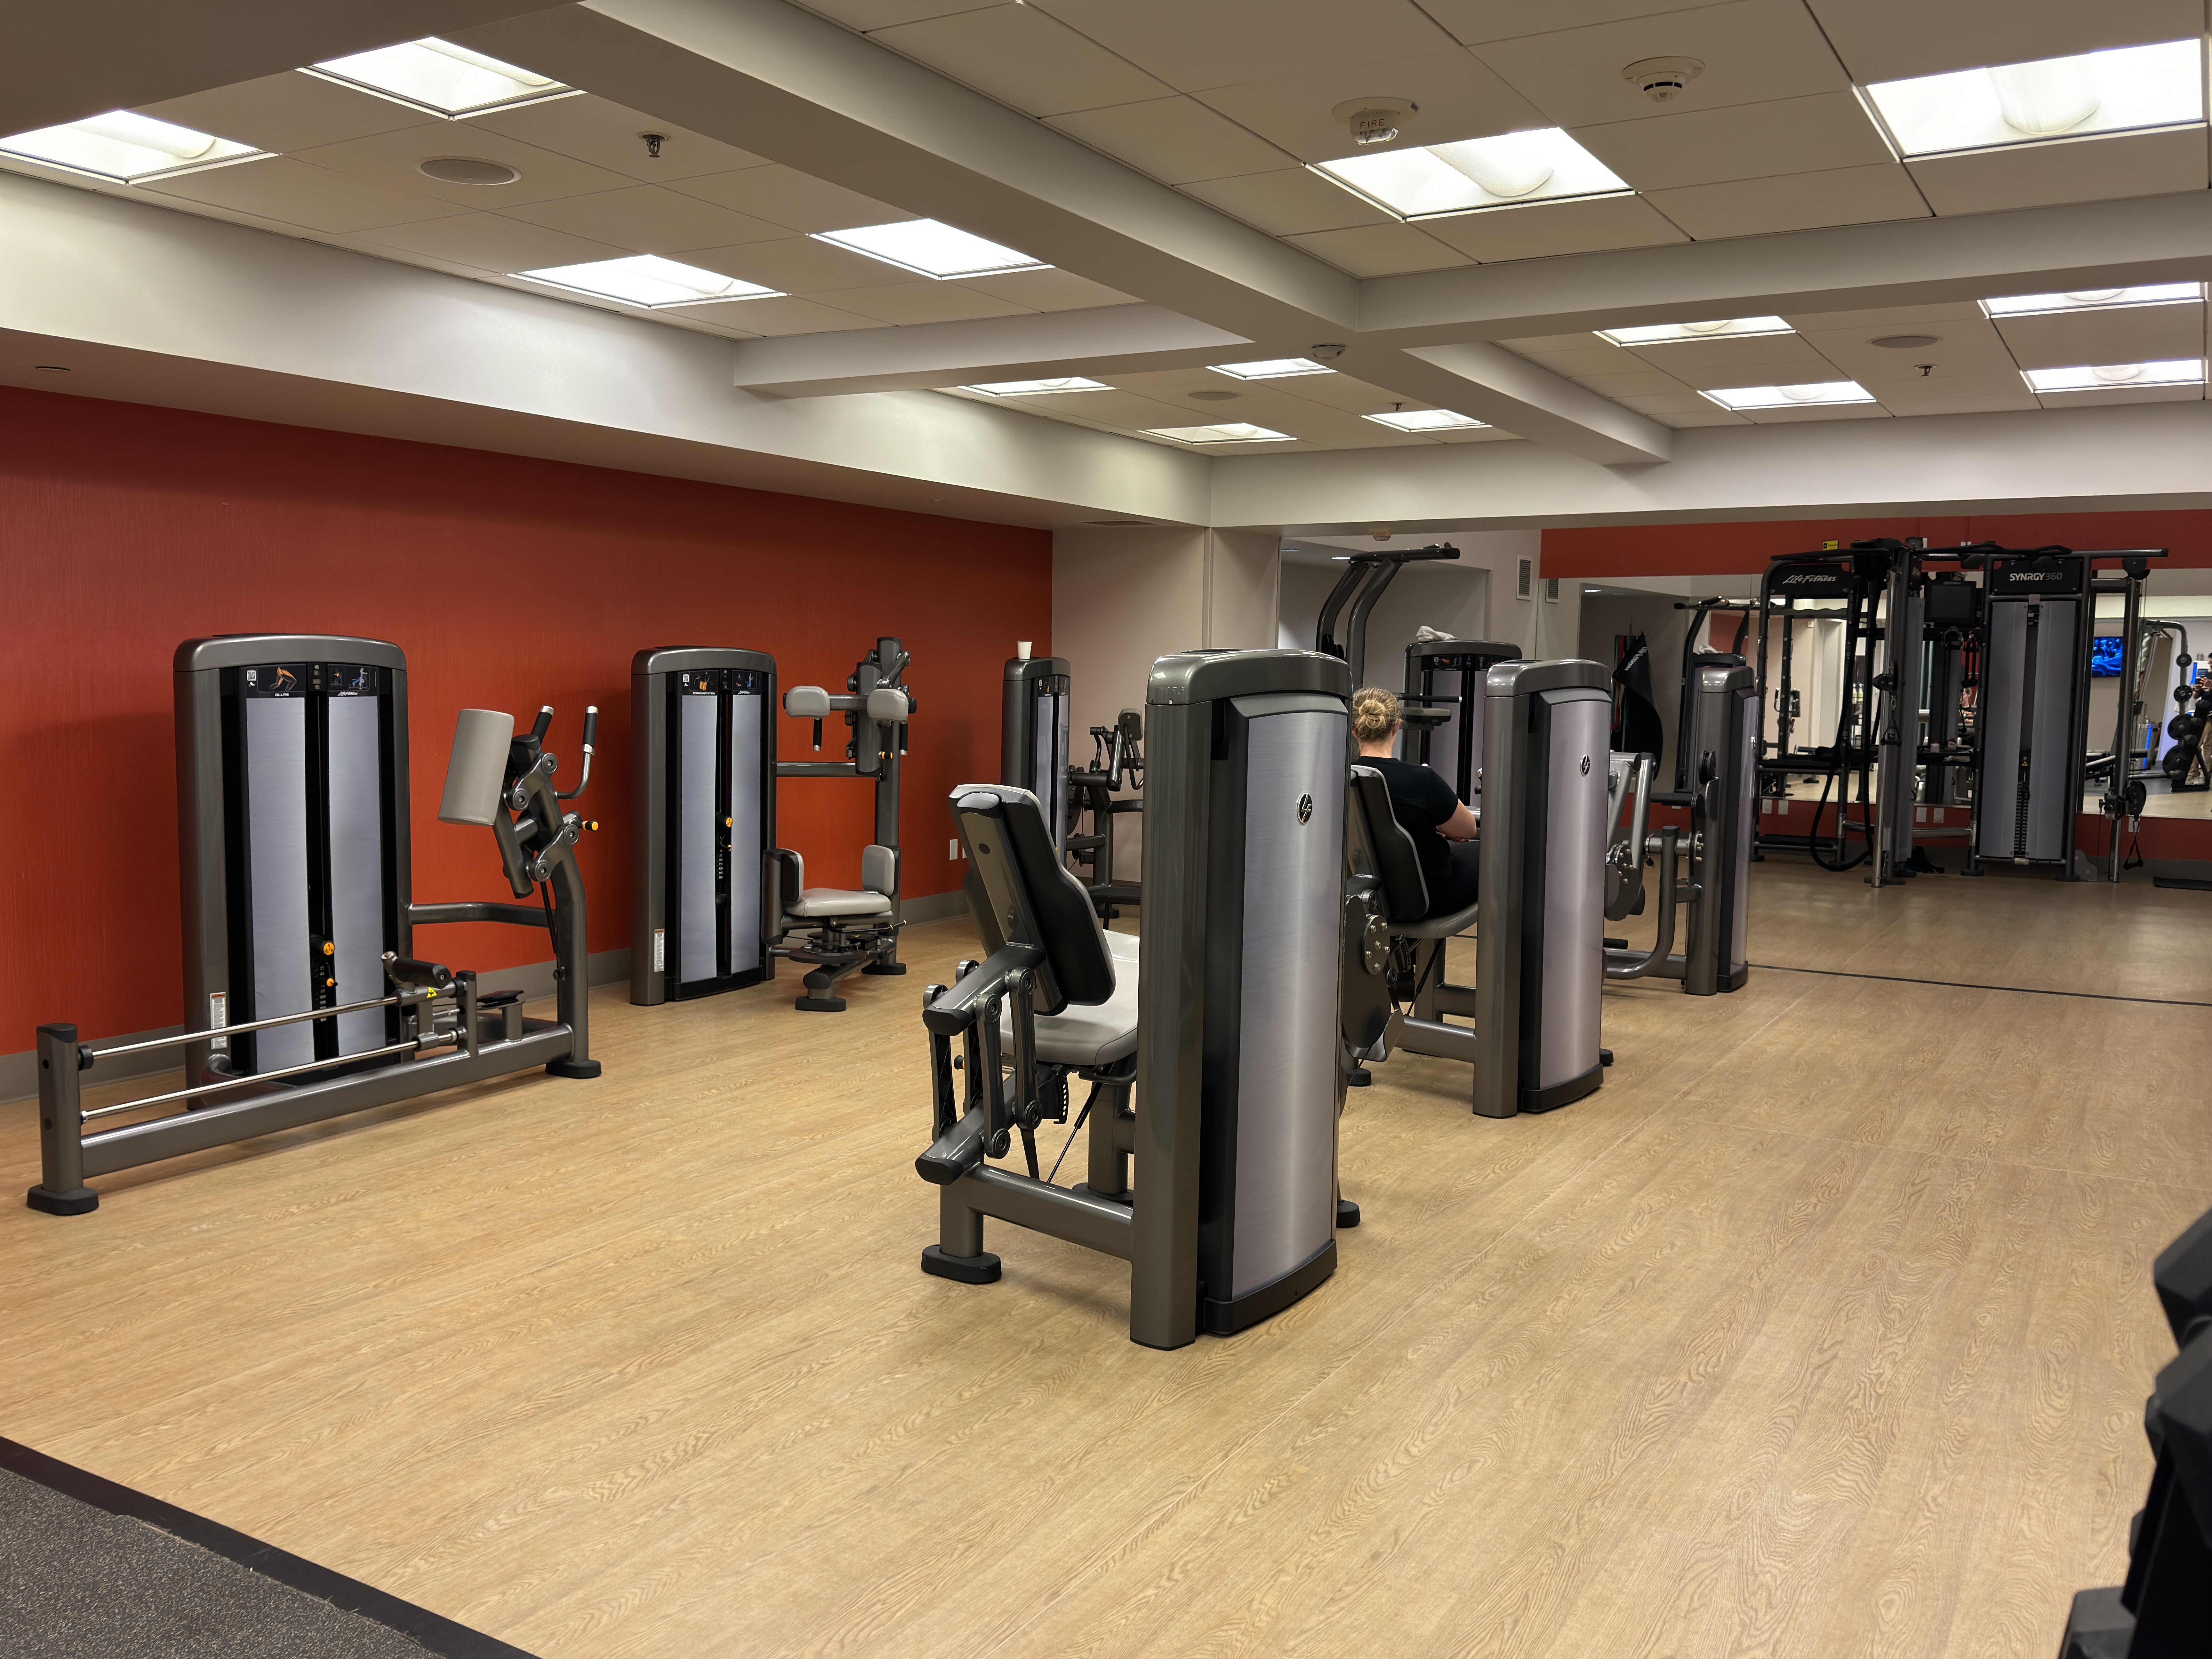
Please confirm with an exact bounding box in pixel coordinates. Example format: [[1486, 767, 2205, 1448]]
[[1367, 757, 1461, 897]]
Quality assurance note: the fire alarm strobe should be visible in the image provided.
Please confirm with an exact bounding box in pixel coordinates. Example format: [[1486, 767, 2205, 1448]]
[[1331, 97, 1417, 147]]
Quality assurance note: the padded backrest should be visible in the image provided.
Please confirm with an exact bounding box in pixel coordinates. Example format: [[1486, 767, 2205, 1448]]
[[862, 844, 896, 896], [1348, 766, 1430, 923], [948, 783, 1115, 1014]]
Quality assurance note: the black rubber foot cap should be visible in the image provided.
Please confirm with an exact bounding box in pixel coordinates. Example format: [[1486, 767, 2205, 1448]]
[[1599, 1047, 1614, 1067], [546, 1057, 602, 1079], [795, 996, 847, 1012], [26, 1186, 99, 1216], [1345, 1068, 1373, 1088], [1336, 1198, 1361, 1229], [863, 962, 908, 976], [922, 1245, 1001, 1284]]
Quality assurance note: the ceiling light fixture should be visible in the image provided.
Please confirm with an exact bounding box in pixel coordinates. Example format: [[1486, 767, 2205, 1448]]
[[1702, 381, 1876, 410], [1208, 357, 1334, 380], [1144, 423, 1294, 445], [2023, 359, 2204, 392], [1596, 316, 1793, 346], [1314, 128, 1628, 220], [1364, 409, 1488, 431], [514, 255, 783, 309], [812, 220, 1048, 279], [962, 377, 1110, 395], [0, 110, 266, 183], [1862, 40, 2202, 159], [305, 38, 573, 119], [1982, 283, 2204, 317]]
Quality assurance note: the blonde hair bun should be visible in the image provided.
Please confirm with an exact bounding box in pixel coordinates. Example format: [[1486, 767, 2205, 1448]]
[[1351, 685, 1401, 743]]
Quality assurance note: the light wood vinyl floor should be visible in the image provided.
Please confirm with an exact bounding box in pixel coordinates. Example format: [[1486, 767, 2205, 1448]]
[[4, 862, 2208, 1657]]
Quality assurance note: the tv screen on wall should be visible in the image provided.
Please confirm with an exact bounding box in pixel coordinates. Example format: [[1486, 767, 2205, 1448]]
[[2089, 636, 2124, 677]]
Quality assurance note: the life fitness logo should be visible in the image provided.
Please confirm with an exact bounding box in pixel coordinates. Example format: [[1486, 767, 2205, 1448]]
[[1297, 792, 1314, 825]]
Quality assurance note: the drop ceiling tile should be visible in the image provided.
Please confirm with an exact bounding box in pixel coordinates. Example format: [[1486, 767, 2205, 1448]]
[[1471, 0, 1852, 128], [1047, 97, 1290, 185], [1909, 127, 2209, 215], [2035, 383, 2205, 408], [671, 165, 910, 233], [811, 282, 1032, 324], [975, 388, 1206, 426], [137, 157, 466, 234], [799, 0, 999, 29], [873, 5, 1174, 116], [1804, 0, 2203, 84], [1025, 0, 1461, 92], [1994, 304, 2208, 369], [713, 296, 888, 335], [1626, 334, 1841, 375], [1505, 343, 1636, 376], [1421, 0, 1739, 47], [1797, 322, 2021, 379], [136, 73, 428, 152], [1782, 300, 1989, 332], [1271, 371, 1430, 414], [471, 98, 771, 181], [1568, 368, 1696, 396], [1737, 402, 1893, 423], [1644, 163, 1928, 237], [1106, 367, 1260, 397], [1190, 52, 1548, 162], [1283, 223, 1472, 276], [1573, 92, 1893, 192], [355, 213, 629, 273], [1418, 194, 1687, 261], [288, 125, 639, 211], [1431, 424, 1523, 442], [1866, 374, 2041, 412], [1500, 332, 1613, 353], [501, 185, 790, 253], [1612, 390, 1744, 415], [1179, 168, 1393, 235], [675, 235, 920, 293], [957, 268, 1138, 308]]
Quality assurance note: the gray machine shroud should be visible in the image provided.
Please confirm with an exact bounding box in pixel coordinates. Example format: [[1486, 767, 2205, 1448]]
[[1000, 654, 1073, 854], [1471, 660, 1611, 1117], [631, 647, 778, 1005], [1975, 557, 2090, 869]]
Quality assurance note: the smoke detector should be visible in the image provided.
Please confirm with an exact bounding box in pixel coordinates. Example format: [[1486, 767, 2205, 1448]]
[[1309, 343, 1346, 361], [1331, 97, 1416, 147], [1622, 57, 1704, 103]]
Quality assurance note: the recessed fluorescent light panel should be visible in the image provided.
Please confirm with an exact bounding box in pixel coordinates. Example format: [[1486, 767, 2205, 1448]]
[[1982, 283, 2204, 317], [812, 220, 1048, 279], [1208, 358, 1334, 380], [1145, 423, 1294, 445], [0, 111, 265, 182], [1863, 40, 2203, 159], [963, 377, 1111, 395], [1314, 128, 1628, 220], [307, 39, 571, 118], [515, 256, 783, 309], [1364, 409, 1489, 431], [2023, 359, 2205, 392], [1703, 381, 1877, 410], [1596, 317, 1794, 346]]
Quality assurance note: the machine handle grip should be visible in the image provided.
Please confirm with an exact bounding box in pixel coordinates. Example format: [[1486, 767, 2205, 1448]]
[[530, 706, 554, 743], [917, 1108, 989, 1186], [581, 705, 599, 753]]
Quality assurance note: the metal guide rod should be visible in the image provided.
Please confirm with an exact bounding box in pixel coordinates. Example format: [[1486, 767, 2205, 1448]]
[[86, 992, 426, 1061], [81, 1038, 428, 1121]]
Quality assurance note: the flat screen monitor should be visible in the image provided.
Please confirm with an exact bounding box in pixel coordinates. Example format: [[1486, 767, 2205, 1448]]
[[2089, 636, 2124, 677]]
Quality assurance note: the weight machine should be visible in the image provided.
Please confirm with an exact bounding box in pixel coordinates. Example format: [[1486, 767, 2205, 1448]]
[[31, 634, 600, 1215], [1315, 543, 1461, 686], [998, 649, 1143, 920]]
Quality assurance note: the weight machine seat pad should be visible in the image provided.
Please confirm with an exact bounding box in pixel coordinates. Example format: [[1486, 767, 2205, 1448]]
[[997, 956, 1140, 1067], [1389, 899, 1479, 940], [789, 889, 894, 918]]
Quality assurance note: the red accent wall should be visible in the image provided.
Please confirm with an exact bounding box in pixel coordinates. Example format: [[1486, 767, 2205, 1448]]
[[0, 387, 1049, 1047], [1543, 510, 2212, 578]]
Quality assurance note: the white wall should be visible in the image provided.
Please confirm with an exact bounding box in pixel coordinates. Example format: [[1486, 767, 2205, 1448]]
[[1050, 525, 1281, 879]]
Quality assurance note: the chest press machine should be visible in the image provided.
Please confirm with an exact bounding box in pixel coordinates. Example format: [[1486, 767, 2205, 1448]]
[[916, 649, 1349, 1349]]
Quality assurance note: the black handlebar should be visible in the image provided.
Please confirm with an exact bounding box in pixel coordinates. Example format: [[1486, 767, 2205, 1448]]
[[581, 706, 599, 752], [530, 706, 554, 743]]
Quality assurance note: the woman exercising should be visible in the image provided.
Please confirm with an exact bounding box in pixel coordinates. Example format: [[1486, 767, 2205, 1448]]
[[1353, 685, 1480, 919]]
